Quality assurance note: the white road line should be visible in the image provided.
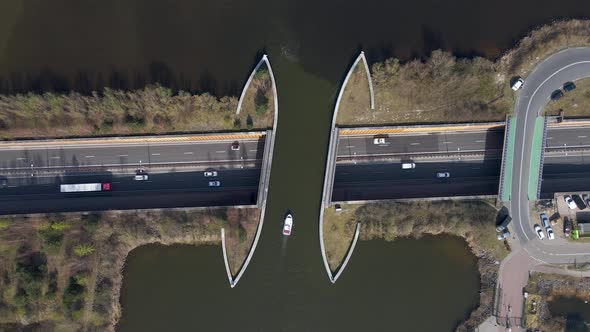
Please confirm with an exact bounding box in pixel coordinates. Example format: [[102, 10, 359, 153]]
[[151, 153, 161, 156], [50, 156, 61, 159], [183, 152, 193, 155], [546, 137, 553, 140], [85, 155, 94, 158], [475, 140, 485, 143], [249, 149, 258, 152], [216, 150, 225, 153], [578, 135, 587, 138], [347, 145, 355, 148], [443, 141, 453, 144], [410, 143, 420, 145], [118, 154, 128, 157], [16, 157, 25, 160]]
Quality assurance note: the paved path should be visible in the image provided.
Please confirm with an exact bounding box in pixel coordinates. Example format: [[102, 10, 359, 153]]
[[510, 48, 590, 263]]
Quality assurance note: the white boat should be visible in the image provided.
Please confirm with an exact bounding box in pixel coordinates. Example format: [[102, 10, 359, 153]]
[[283, 213, 293, 236]]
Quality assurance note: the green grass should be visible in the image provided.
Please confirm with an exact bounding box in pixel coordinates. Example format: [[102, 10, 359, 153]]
[[335, 61, 372, 126], [236, 64, 275, 130], [322, 205, 359, 272]]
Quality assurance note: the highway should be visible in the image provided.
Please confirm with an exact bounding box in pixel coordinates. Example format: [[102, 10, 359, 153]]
[[0, 135, 265, 171], [332, 159, 500, 201], [546, 124, 590, 149], [337, 129, 504, 159], [510, 47, 590, 264], [0, 168, 260, 214]]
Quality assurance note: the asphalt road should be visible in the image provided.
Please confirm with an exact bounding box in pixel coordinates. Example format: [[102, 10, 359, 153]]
[[541, 153, 590, 198], [510, 47, 590, 264], [332, 158, 500, 201], [337, 129, 504, 159], [0, 168, 260, 214], [0, 138, 265, 170], [546, 125, 590, 149]]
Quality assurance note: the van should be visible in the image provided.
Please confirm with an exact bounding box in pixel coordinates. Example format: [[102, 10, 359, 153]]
[[401, 163, 415, 169]]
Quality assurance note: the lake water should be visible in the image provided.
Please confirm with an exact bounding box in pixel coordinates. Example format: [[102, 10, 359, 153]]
[[2, 0, 590, 331]]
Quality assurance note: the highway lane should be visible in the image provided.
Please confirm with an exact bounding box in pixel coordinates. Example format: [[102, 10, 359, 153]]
[[510, 47, 590, 264], [546, 125, 590, 148], [337, 129, 504, 158], [332, 158, 500, 201], [0, 168, 260, 214], [0, 138, 265, 170], [541, 154, 590, 197]]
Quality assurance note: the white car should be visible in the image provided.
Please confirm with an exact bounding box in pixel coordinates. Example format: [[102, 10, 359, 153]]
[[436, 172, 450, 178], [534, 224, 545, 240], [283, 213, 293, 236], [134, 174, 148, 181], [208, 181, 221, 187], [373, 138, 386, 145], [204, 171, 218, 177], [511, 77, 524, 91], [546, 227, 555, 240], [564, 195, 577, 209]]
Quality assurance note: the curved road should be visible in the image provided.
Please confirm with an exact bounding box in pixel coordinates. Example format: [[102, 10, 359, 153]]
[[511, 47, 590, 264]]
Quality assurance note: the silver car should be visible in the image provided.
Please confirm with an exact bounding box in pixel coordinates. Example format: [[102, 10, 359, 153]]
[[436, 172, 450, 178], [208, 181, 221, 187]]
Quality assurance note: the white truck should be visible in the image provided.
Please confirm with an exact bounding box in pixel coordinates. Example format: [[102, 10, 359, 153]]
[[60, 183, 112, 193]]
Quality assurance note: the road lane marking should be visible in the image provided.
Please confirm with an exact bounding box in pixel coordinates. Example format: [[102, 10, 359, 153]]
[[216, 150, 225, 153], [249, 149, 257, 152], [347, 145, 356, 148], [443, 141, 453, 144], [578, 135, 587, 138], [183, 152, 193, 155], [16, 158, 25, 160], [118, 154, 128, 157], [50, 156, 61, 159], [546, 137, 553, 140], [476, 140, 485, 143], [85, 156, 94, 158], [151, 153, 161, 156], [410, 143, 420, 145]]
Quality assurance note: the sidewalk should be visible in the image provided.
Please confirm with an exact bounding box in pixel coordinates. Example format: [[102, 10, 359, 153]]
[[496, 247, 534, 329]]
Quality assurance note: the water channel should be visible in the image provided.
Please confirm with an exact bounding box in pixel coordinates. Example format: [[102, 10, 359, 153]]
[[2, 0, 590, 331]]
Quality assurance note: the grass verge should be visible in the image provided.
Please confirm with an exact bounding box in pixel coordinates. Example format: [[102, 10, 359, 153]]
[[0, 208, 255, 332], [223, 208, 260, 275], [237, 64, 275, 130], [335, 61, 372, 126], [544, 78, 590, 117], [322, 199, 508, 331]]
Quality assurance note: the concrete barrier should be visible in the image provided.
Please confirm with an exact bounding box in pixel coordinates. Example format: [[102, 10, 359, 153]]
[[331, 222, 361, 283], [319, 51, 373, 283], [221, 55, 279, 288]]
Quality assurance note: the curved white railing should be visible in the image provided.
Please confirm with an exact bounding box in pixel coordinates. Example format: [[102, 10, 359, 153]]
[[236, 56, 267, 115], [222, 54, 279, 287], [319, 51, 374, 283]]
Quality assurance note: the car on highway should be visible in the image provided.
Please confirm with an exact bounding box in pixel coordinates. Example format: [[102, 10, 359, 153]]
[[563, 81, 576, 92], [511, 77, 524, 91], [401, 163, 416, 169], [208, 181, 221, 187], [373, 137, 386, 145], [204, 170, 218, 177], [540, 213, 550, 228], [134, 174, 148, 181], [551, 89, 564, 101], [572, 194, 587, 210], [564, 195, 577, 209], [231, 141, 240, 151], [534, 224, 545, 240], [436, 172, 450, 178]]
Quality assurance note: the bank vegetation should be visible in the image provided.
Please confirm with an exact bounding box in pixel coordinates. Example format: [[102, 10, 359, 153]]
[[0, 83, 273, 140], [322, 199, 508, 331], [0, 208, 258, 331], [337, 19, 590, 125]]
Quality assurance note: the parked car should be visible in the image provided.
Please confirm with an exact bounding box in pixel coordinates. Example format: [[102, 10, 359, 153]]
[[564, 217, 572, 237], [511, 77, 524, 91], [546, 227, 555, 240], [204, 170, 218, 177], [534, 224, 545, 240], [208, 181, 221, 187], [540, 213, 550, 228], [563, 81, 576, 92], [373, 137, 386, 145], [551, 89, 564, 101], [497, 229, 511, 241], [231, 141, 240, 151], [572, 194, 587, 210], [436, 172, 450, 178], [496, 215, 512, 232], [564, 195, 577, 209]]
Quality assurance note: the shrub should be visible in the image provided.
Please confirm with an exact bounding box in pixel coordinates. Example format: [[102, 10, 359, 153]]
[[73, 243, 95, 257]]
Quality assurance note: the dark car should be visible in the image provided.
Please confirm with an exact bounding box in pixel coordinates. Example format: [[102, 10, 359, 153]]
[[572, 194, 587, 210], [564, 217, 572, 237], [551, 89, 564, 101], [563, 81, 576, 92]]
